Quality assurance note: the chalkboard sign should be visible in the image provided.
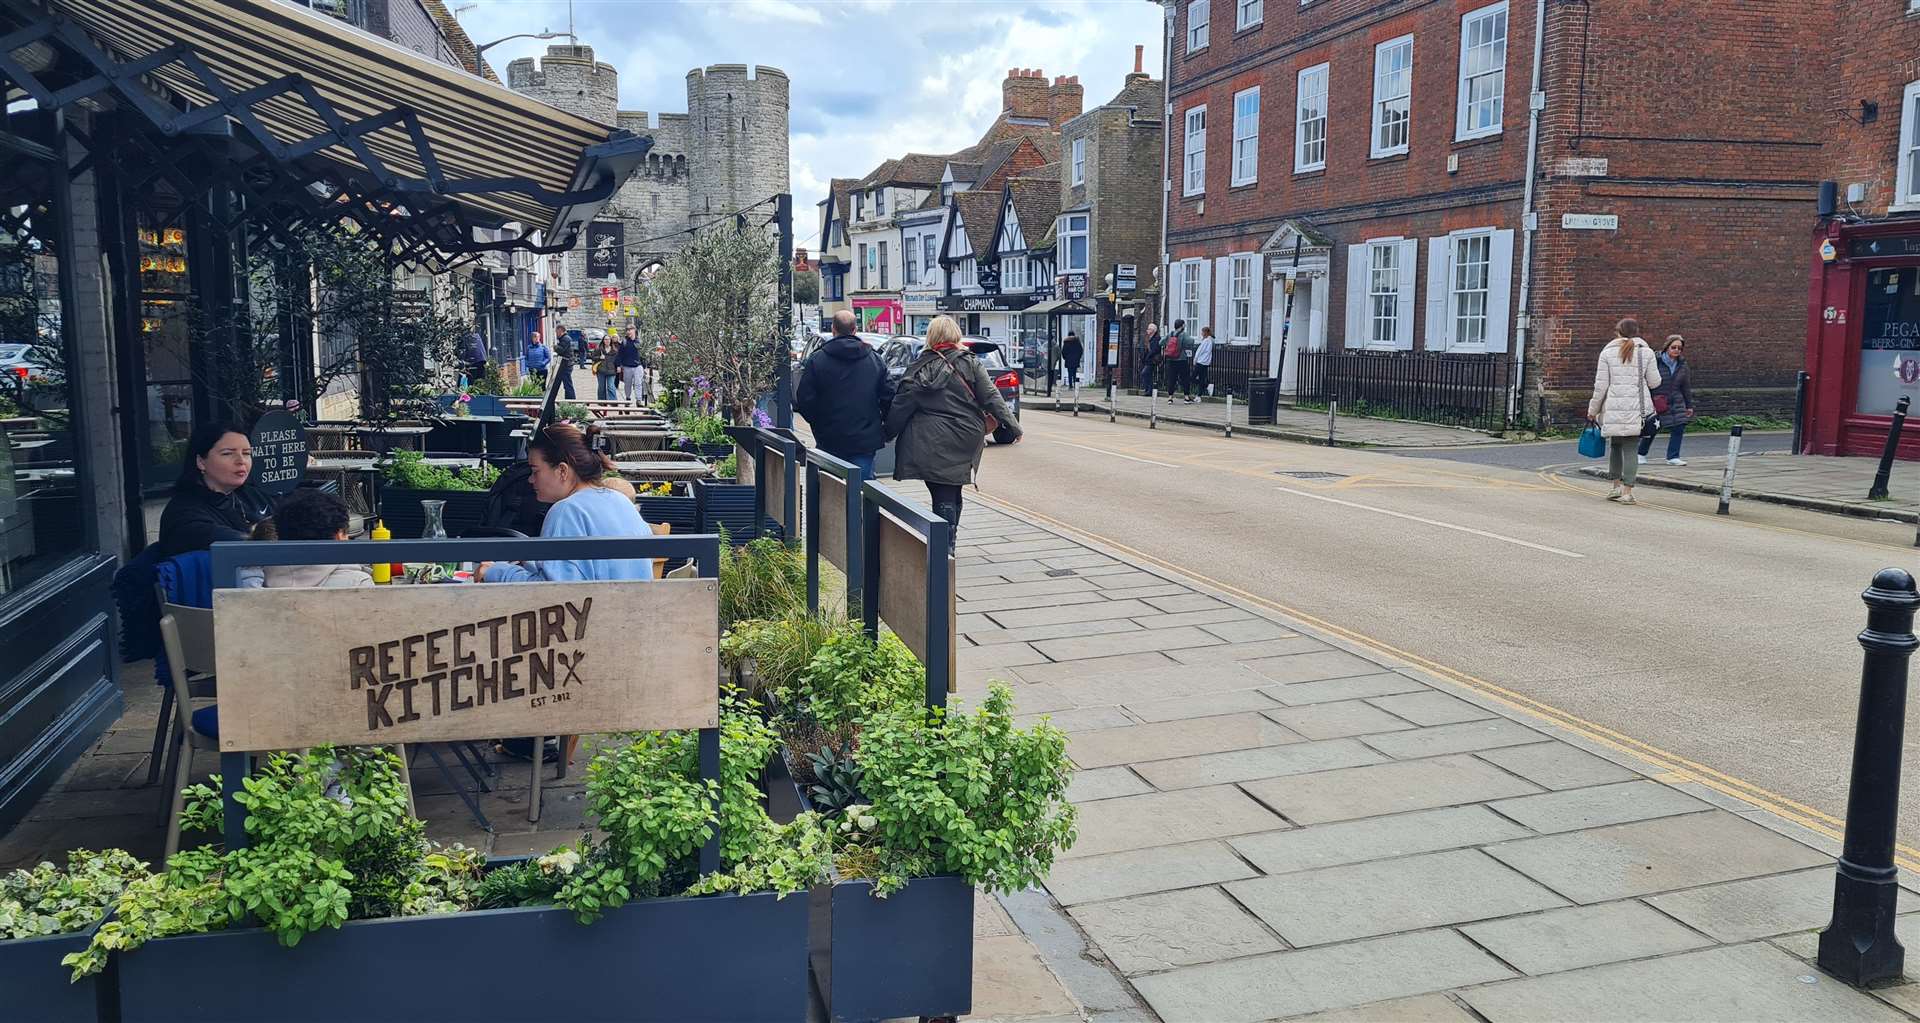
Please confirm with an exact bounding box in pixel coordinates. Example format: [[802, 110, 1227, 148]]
[[249, 410, 308, 496]]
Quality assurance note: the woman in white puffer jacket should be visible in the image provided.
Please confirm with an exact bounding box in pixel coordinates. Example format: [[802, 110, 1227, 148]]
[[1587, 318, 1662, 505]]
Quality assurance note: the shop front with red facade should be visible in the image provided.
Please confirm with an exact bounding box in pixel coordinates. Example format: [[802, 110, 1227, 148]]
[[1802, 222, 1920, 459]]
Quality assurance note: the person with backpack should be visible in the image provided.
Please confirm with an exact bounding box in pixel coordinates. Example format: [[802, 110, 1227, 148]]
[[886, 315, 1021, 552], [795, 309, 894, 480], [1163, 320, 1191, 403]]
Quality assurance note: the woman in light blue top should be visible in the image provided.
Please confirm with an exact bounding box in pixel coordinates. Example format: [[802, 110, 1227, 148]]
[[478, 424, 654, 583]]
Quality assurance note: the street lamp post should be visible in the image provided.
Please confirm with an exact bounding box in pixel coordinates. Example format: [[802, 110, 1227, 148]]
[[475, 31, 575, 57]]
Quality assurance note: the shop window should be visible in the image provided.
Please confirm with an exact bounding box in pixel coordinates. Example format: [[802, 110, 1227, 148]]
[[1858, 267, 1920, 415], [1, 186, 88, 594]]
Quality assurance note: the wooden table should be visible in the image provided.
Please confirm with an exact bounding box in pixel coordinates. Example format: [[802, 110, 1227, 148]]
[[354, 425, 434, 453]]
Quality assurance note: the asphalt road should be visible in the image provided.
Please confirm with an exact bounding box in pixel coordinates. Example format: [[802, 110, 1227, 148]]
[[963, 409, 1920, 852], [1390, 430, 1794, 470]]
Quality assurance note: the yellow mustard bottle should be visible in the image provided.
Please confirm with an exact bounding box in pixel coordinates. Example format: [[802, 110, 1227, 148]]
[[370, 519, 392, 584]]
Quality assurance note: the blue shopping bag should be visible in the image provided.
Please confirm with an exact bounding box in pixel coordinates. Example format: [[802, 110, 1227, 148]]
[[1577, 425, 1606, 458]]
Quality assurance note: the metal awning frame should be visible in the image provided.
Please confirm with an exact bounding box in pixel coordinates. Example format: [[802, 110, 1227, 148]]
[[0, 5, 649, 261]]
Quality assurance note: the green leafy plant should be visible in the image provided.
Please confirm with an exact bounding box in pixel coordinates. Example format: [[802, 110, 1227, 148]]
[[675, 410, 731, 447], [380, 449, 500, 492], [714, 451, 738, 480], [850, 684, 1076, 897], [472, 842, 590, 910], [67, 748, 482, 978], [720, 611, 841, 704], [793, 630, 922, 735], [555, 401, 597, 423], [719, 537, 807, 625], [467, 364, 509, 396], [509, 377, 548, 397], [0, 849, 151, 940], [806, 744, 865, 815]]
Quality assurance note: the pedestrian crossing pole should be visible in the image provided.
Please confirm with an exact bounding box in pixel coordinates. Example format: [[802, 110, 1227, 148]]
[[1327, 400, 1338, 447], [1073, 382, 1080, 418], [1225, 393, 1233, 439], [1716, 426, 1743, 515], [1150, 383, 1158, 429]]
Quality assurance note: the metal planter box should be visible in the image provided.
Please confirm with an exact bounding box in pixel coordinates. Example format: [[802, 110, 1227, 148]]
[[377, 488, 491, 538], [114, 888, 808, 1023], [0, 923, 110, 1023]]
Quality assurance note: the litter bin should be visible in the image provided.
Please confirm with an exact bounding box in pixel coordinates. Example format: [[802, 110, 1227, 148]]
[[1247, 377, 1278, 425]]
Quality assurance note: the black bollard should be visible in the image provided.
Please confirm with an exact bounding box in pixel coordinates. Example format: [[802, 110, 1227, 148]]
[[1868, 395, 1910, 500], [1818, 568, 1920, 988]]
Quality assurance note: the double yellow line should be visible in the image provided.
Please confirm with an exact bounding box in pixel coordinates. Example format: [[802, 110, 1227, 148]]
[[973, 486, 1918, 871]]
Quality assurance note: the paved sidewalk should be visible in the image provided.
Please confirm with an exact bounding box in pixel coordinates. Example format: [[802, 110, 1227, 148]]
[[917, 485, 1918, 1022], [1020, 391, 1499, 448], [1575, 446, 1920, 524]]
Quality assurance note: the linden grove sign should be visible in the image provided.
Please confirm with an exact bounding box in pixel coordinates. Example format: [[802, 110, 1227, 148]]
[[211, 580, 719, 751]]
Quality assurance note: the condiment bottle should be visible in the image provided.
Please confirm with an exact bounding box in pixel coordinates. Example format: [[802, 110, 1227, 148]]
[[370, 519, 392, 584]]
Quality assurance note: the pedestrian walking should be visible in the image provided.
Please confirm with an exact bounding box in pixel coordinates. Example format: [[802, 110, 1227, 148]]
[[461, 330, 489, 385], [1164, 319, 1191, 402], [1637, 333, 1695, 466], [795, 309, 895, 480], [553, 329, 579, 399], [523, 331, 551, 390], [887, 314, 1021, 553], [1139, 323, 1163, 394], [1061, 331, 1084, 390], [617, 327, 645, 403], [1192, 327, 1215, 399], [593, 333, 620, 401], [1587, 318, 1662, 505]]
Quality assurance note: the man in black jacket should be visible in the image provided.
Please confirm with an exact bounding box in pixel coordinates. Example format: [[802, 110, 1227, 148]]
[[795, 310, 893, 479]]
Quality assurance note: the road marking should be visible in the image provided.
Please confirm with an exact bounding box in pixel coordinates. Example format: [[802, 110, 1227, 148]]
[[1272, 485, 1585, 558], [1053, 441, 1179, 468], [971, 487, 1919, 870]]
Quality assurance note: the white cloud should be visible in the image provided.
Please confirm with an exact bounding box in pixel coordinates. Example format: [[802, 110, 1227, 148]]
[[456, 1, 1166, 248]]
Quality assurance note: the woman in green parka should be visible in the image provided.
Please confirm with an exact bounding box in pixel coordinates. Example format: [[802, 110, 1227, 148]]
[[886, 315, 1021, 551]]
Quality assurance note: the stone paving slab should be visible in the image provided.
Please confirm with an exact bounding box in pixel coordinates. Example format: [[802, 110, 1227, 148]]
[[1031, 660, 1271, 703], [1242, 753, 1543, 825], [1249, 649, 1409, 685], [1132, 929, 1515, 1023], [1131, 736, 1387, 790], [1484, 811, 1831, 904], [1067, 713, 1305, 770], [1043, 840, 1261, 906], [1261, 672, 1430, 705], [1031, 623, 1225, 661], [1227, 805, 1532, 877], [957, 590, 1113, 616], [1289, 994, 1482, 1022], [959, 618, 1142, 646], [958, 641, 1050, 670], [1199, 617, 1300, 644], [1226, 848, 1569, 946], [1459, 942, 1908, 1022], [1473, 741, 1644, 790], [1016, 705, 1134, 733], [1062, 785, 1285, 859], [985, 598, 1161, 629], [1644, 867, 1892, 943], [1130, 607, 1254, 630], [1366, 690, 1498, 726], [1487, 780, 1713, 834], [1459, 901, 1715, 975], [1064, 766, 1153, 803], [1264, 698, 1418, 740], [1123, 689, 1280, 723], [957, 577, 1100, 603], [1167, 636, 1327, 663], [1356, 717, 1546, 759], [1066, 887, 1283, 974]]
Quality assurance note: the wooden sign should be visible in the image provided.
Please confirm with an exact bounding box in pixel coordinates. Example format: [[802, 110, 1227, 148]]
[[211, 580, 719, 751], [817, 472, 849, 572], [765, 448, 791, 531], [249, 410, 309, 497], [875, 509, 956, 691]]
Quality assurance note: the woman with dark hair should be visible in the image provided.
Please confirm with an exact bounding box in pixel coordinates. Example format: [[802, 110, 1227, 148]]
[[477, 424, 653, 582], [154, 421, 271, 557]]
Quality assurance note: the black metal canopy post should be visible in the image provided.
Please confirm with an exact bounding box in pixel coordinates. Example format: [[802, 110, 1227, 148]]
[[1819, 568, 1920, 988]]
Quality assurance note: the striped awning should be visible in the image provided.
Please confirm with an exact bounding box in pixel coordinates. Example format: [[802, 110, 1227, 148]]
[[33, 0, 643, 240]]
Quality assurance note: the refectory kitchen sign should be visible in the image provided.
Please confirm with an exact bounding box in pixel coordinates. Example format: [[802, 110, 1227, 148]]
[[211, 581, 718, 751]]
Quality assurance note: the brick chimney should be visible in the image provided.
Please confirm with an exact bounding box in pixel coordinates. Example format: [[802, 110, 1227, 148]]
[[1134, 45, 1144, 74], [1003, 67, 1052, 120], [1048, 74, 1084, 128]]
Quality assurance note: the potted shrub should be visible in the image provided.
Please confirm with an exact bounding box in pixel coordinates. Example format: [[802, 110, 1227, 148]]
[[377, 450, 498, 537], [675, 411, 735, 459], [1, 848, 151, 1022]]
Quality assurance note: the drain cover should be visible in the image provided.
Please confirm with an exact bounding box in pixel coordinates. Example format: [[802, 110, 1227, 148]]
[[1044, 568, 1078, 577], [1277, 471, 1347, 480]]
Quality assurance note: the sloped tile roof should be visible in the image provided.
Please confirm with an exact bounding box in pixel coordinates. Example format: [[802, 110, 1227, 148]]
[[1007, 175, 1060, 250], [953, 190, 1001, 257], [1107, 75, 1162, 114], [828, 177, 858, 219]]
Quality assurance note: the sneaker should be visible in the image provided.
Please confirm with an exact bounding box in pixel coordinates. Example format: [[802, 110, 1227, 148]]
[[1187, 397, 1198, 404], [1636, 454, 1647, 465], [1620, 494, 1637, 505], [1606, 486, 1622, 501], [1666, 457, 1688, 466]]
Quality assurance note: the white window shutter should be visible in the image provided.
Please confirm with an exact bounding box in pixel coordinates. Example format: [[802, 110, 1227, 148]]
[[1425, 237, 1450, 352], [1195, 258, 1214, 334], [1246, 254, 1265, 347], [1395, 238, 1419, 350], [1167, 260, 1185, 326], [1345, 245, 1369, 349], [1213, 256, 1231, 338], [1486, 229, 1516, 353]]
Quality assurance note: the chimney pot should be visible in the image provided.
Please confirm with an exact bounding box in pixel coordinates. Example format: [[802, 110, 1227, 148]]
[[1134, 45, 1144, 74]]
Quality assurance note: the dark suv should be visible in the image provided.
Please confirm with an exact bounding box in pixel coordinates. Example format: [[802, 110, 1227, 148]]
[[879, 335, 1021, 444]]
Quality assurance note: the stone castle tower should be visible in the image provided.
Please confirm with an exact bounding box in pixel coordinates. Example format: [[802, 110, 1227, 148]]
[[507, 45, 790, 329]]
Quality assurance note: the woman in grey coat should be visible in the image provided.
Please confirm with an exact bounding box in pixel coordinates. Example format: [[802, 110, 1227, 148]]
[[886, 315, 1022, 551]]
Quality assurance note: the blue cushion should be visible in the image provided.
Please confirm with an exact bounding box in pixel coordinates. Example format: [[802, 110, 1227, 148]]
[[190, 705, 219, 739]]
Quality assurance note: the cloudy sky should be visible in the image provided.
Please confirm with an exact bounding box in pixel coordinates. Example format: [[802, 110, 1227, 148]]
[[457, 0, 1166, 249]]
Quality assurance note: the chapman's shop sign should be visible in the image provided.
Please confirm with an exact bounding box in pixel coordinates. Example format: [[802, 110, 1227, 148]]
[[937, 294, 1038, 313]]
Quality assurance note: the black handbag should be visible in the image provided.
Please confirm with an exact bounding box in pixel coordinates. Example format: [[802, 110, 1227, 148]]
[[1637, 348, 1659, 437]]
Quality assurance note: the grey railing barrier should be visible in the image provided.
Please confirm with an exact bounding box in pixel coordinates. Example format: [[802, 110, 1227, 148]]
[[725, 425, 800, 539], [856, 482, 955, 708], [803, 447, 865, 616], [207, 534, 723, 868]]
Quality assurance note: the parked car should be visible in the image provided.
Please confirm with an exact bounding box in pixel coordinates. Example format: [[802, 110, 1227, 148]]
[[797, 331, 888, 363], [878, 335, 1021, 444], [0, 342, 57, 385]]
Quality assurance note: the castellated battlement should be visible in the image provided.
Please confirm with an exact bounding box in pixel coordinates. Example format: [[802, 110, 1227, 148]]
[[505, 44, 618, 126]]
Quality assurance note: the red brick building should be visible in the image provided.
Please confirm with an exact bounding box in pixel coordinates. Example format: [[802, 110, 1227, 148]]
[[1158, 0, 1824, 426], [1801, 1, 1920, 458]]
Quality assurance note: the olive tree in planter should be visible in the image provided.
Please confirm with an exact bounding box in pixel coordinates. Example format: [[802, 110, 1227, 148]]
[[635, 222, 782, 427]]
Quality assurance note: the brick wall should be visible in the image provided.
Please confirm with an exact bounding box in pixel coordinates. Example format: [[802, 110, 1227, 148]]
[[1826, 3, 1920, 217], [1085, 89, 1166, 358]]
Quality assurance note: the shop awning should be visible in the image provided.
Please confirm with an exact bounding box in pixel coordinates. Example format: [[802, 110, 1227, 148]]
[[3, 0, 648, 255], [1026, 298, 1097, 317]]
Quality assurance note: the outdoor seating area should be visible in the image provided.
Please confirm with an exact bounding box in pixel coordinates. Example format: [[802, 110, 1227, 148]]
[[1, 431, 1069, 1023]]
